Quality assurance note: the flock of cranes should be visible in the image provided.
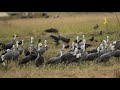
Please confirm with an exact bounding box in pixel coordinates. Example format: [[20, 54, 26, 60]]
[[0, 33, 120, 68]]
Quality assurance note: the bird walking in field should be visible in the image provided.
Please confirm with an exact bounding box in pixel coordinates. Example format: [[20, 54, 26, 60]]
[[18, 47, 37, 65], [13, 41, 20, 61], [93, 24, 99, 29], [84, 47, 100, 61], [35, 43, 44, 67], [39, 40, 48, 55], [89, 36, 94, 41], [96, 44, 115, 63], [46, 44, 65, 65], [46, 50, 63, 65], [24, 37, 35, 56], [0, 34, 17, 50], [18, 40, 24, 55], [0, 45, 16, 67], [45, 28, 59, 33]]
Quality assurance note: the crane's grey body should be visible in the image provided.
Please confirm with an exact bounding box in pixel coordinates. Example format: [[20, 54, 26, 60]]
[[46, 49, 63, 65], [35, 52, 44, 67], [3, 50, 14, 61], [0, 34, 17, 50], [18, 51, 37, 65], [99, 49, 108, 56], [96, 43, 115, 63], [46, 56, 61, 65], [84, 52, 100, 61], [18, 40, 24, 55], [39, 47, 48, 55], [18, 47, 24, 55], [97, 52, 113, 63], [112, 50, 120, 58], [13, 49, 20, 60], [113, 41, 120, 50], [18, 55, 32, 65], [61, 51, 78, 63]]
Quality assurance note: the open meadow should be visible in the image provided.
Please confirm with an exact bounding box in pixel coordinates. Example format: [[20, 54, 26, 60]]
[[0, 12, 120, 78]]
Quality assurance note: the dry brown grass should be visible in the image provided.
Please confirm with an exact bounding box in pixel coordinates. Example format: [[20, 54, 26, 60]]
[[0, 60, 120, 78]]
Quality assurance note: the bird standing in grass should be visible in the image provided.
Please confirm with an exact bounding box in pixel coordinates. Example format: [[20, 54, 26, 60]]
[[89, 36, 94, 41], [93, 24, 99, 29], [46, 50, 63, 65], [39, 40, 48, 55], [0, 34, 17, 50], [0, 45, 16, 67], [18, 40, 24, 55], [46, 44, 65, 65], [35, 43, 44, 67], [13, 41, 20, 60], [96, 44, 114, 63]]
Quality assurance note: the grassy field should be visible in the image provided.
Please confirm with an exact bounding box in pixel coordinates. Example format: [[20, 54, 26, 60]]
[[0, 12, 120, 78]]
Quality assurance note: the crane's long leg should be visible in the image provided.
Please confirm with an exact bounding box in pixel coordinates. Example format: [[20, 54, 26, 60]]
[[2, 62, 6, 66], [6, 60, 9, 69]]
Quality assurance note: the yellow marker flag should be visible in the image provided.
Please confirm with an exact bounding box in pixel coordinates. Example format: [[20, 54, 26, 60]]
[[104, 17, 107, 25]]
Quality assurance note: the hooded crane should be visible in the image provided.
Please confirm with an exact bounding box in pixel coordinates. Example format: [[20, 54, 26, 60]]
[[0, 34, 17, 50], [96, 44, 114, 63], [73, 36, 82, 49], [112, 49, 120, 58], [1, 49, 12, 56], [50, 35, 60, 46], [103, 40, 108, 49], [84, 47, 100, 61], [76, 35, 92, 49], [45, 28, 58, 33], [113, 40, 120, 50], [39, 40, 48, 55], [35, 43, 44, 67], [24, 37, 35, 56], [88, 42, 104, 54], [46, 50, 63, 65], [77, 35, 84, 48], [12, 41, 20, 60], [75, 37, 88, 61], [0, 55, 6, 66], [83, 35, 92, 48], [89, 36, 94, 41], [29, 37, 36, 50], [74, 35, 82, 50], [18, 40, 24, 55], [59, 34, 70, 43], [109, 43, 120, 58], [61, 47, 80, 64], [99, 43, 108, 56], [0, 45, 16, 67], [69, 42, 76, 52], [78, 35, 92, 49], [78, 44, 88, 61], [93, 24, 99, 29], [18, 46, 38, 65], [46, 44, 65, 65]]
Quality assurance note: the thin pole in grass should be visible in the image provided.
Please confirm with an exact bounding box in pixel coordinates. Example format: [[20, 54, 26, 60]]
[[114, 12, 120, 28]]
